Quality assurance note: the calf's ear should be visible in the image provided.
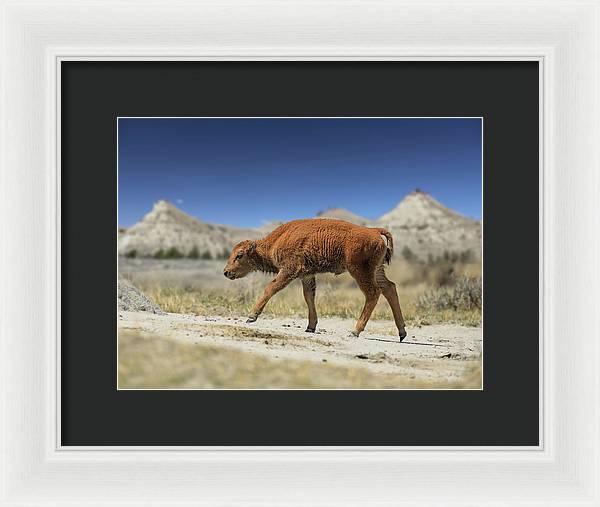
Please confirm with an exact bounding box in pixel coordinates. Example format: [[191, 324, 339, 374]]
[[248, 241, 256, 254]]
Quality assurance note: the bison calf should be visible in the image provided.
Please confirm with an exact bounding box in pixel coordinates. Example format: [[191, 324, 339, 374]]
[[223, 219, 407, 340]]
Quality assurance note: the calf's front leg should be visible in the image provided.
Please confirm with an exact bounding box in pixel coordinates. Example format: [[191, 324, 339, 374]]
[[247, 271, 295, 323]]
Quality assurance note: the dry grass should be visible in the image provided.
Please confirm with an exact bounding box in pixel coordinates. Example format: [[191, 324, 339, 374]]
[[118, 330, 482, 389], [143, 273, 482, 327], [123, 257, 482, 326]]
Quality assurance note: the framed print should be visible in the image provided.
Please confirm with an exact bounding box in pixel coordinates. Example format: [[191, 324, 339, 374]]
[[61, 61, 537, 447], [1, 1, 599, 506]]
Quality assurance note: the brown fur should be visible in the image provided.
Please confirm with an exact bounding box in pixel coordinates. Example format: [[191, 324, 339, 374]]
[[223, 219, 406, 339]]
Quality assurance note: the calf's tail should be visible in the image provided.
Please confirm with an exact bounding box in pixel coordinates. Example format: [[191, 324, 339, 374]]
[[377, 228, 394, 265]]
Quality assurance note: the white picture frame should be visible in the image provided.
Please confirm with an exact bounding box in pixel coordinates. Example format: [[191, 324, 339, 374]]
[[1, 1, 598, 505]]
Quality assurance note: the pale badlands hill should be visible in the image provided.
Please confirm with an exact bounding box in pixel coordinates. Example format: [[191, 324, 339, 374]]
[[377, 190, 481, 260], [118, 191, 481, 260], [118, 200, 261, 258], [316, 207, 375, 226]]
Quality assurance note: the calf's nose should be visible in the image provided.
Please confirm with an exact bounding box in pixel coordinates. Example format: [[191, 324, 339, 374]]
[[223, 270, 230, 277]]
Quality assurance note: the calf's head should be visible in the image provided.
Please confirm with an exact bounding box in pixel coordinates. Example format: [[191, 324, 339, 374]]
[[223, 240, 256, 280]]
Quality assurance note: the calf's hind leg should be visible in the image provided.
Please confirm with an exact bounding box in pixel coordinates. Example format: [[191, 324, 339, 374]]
[[301, 275, 318, 332], [348, 266, 381, 337], [376, 266, 407, 341]]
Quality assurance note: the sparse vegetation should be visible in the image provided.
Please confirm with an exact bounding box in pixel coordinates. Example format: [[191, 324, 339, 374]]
[[145, 285, 480, 326], [142, 264, 482, 327], [154, 247, 185, 259], [415, 276, 482, 326], [137, 245, 232, 260], [123, 254, 481, 327], [417, 276, 482, 311]]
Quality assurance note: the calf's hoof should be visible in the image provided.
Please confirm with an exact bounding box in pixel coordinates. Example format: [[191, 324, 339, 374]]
[[349, 330, 360, 338], [305, 327, 316, 333], [246, 316, 257, 323], [399, 328, 407, 342]]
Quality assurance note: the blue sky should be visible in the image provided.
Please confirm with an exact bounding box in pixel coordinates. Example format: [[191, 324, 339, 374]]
[[118, 118, 482, 228]]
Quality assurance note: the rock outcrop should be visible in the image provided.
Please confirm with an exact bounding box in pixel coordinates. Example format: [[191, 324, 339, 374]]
[[118, 278, 164, 314]]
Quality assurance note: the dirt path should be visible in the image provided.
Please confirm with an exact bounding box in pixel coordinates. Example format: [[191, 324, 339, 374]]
[[119, 311, 482, 385]]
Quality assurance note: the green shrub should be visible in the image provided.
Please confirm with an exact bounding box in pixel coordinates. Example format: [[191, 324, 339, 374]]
[[201, 250, 213, 260], [401, 246, 416, 262], [125, 249, 137, 258], [417, 276, 482, 312], [164, 247, 184, 259], [153, 249, 165, 259], [433, 264, 455, 286], [459, 249, 474, 263], [188, 246, 200, 259]]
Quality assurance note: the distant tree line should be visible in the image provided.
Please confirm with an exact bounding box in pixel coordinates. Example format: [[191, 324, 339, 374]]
[[124, 246, 231, 260], [401, 246, 476, 265]]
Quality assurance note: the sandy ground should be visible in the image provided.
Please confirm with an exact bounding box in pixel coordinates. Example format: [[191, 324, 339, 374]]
[[119, 310, 482, 385]]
